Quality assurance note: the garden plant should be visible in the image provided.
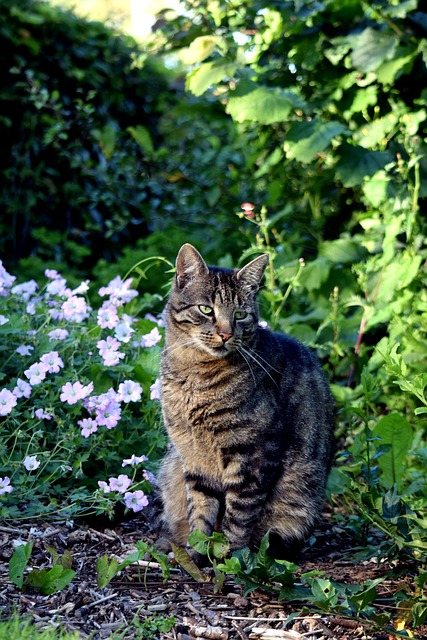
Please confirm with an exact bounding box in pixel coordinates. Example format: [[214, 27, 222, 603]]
[[1, 0, 427, 637]]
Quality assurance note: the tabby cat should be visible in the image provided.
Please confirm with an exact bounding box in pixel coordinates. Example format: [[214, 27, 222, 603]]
[[158, 243, 335, 560]]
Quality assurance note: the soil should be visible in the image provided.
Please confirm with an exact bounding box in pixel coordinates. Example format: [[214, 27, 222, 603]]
[[0, 509, 425, 640]]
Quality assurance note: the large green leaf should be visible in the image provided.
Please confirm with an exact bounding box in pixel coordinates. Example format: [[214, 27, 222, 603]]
[[181, 36, 225, 64], [226, 80, 306, 124], [9, 542, 33, 589], [353, 112, 401, 149], [373, 413, 412, 488], [335, 144, 393, 187], [284, 119, 347, 163], [350, 27, 399, 73], [319, 239, 367, 264], [186, 60, 239, 96]]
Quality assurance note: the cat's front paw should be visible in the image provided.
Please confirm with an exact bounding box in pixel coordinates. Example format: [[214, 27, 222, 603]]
[[185, 545, 209, 567]]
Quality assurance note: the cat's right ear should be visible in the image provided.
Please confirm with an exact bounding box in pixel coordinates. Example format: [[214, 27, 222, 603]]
[[175, 243, 209, 289]]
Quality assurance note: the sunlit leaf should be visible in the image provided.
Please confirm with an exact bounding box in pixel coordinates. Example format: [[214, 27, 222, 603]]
[[181, 36, 225, 64], [186, 60, 238, 96], [226, 80, 306, 124], [350, 27, 399, 72]]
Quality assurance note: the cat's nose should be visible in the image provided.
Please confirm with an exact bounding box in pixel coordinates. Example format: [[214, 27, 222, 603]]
[[218, 331, 232, 343]]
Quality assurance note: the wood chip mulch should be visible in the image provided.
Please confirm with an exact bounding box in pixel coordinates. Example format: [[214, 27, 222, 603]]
[[0, 511, 425, 640]]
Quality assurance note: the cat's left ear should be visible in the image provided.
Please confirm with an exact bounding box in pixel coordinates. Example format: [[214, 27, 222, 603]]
[[236, 254, 269, 291]]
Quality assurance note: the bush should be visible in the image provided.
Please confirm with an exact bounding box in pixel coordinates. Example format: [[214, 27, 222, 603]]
[[0, 0, 172, 276], [0, 259, 168, 521]]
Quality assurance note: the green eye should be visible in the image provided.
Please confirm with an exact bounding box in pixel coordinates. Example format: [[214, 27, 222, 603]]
[[199, 305, 214, 316], [235, 310, 248, 320]]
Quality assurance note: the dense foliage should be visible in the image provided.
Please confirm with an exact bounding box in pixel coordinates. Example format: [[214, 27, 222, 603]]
[[1, 0, 427, 634], [0, 0, 173, 277]]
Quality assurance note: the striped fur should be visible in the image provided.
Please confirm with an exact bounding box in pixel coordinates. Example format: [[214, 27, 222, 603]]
[[158, 243, 335, 559]]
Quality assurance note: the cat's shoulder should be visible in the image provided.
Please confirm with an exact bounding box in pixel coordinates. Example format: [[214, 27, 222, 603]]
[[256, 326, 317, 366]]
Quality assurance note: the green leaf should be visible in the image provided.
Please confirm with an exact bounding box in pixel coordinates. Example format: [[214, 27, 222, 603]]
[[350, 27, 399, 73], [353, 112, 401, 149], [349, 579, 383, 614], [376, 48, 417, 85], [96, 554, 120, 588], [181, 36, 225, 64], [226, 80, 306, 125], [373, 414, 412, 488], [335, 144, 393, 187], [127, 125, 154, 158], [9, 542, 33, 589], [217, 556, 242, 574], [285, 119, 346, 163], [186, 60, 238, 96], [25, 565, 76, 595], [319, 239, 367, 264], [170, 542, 206, 582], [299, 257, 331, 290]]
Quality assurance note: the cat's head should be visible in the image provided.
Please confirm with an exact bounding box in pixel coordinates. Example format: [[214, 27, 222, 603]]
[[166, 243, 268, 358]]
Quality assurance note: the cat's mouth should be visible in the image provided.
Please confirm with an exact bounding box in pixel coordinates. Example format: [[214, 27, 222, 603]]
[[197, 339, 236, 358]]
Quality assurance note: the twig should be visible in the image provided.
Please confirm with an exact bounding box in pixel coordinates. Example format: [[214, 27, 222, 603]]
[[86, 592, 119, 609]]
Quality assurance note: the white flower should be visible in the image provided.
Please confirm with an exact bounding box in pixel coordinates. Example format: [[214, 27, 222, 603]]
[[24, 455, 40, 471]]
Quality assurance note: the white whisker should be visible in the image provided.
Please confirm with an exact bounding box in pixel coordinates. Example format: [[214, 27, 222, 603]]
[[237, 347, 257, 387], [239, 345, 279, 388]]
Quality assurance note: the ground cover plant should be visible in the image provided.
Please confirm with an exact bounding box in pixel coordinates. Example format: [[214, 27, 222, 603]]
[[1, 0, 427, 637], [0, 260, 168, 523]]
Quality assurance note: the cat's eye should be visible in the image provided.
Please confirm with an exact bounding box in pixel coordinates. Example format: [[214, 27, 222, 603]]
[[198, 305, 214, 316], [235, 310, 248, 320]]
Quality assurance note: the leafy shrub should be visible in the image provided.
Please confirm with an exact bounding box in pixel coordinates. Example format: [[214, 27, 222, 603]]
[[0, 259, 167, 521], [0, 0, 172, 276]]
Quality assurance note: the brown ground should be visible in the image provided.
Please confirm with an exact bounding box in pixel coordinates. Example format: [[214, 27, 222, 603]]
[[0, 511, 425, 640]]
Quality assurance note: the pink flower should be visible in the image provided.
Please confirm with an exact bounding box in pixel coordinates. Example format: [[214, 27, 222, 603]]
[[46, 277, 67, 296], [124, 490, 148, 512], [35, 408, 52, 421], [97, 336, 121, 357], [96, 400, 121, 429], [40, 351, 64, 373], [24, 455, 40, 471], [97, 303, 119, 329], [0, 261, 16, 294], [13, 378, 32, 399], [17, 345, 34, 356], [114, 321, 134, 343], [72, 280, 90, 295], [117, 380, 142, 403], [11, 280, 38, 301], [98, 276, 138, 306], [0, 389, 17, 416], [60, 381, 94, 405], [141, 327, 162, 347], [143, 470, 156, 485], [97, 336, 125, 367], [24, 362, 49, 386], [109, 474, 132, 493], [122, 454, 148, 467], [0, 477, 13, 495], [62, 296, 90, 322], [48, 328, 69, 342], [78, 417, 98, 438], [150, 379, 161, 400], [98, 480, 111, 493]]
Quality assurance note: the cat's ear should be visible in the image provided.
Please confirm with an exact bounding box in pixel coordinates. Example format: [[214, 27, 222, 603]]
[[236, 254, 269, 291], [175, 243, 209, 289]]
